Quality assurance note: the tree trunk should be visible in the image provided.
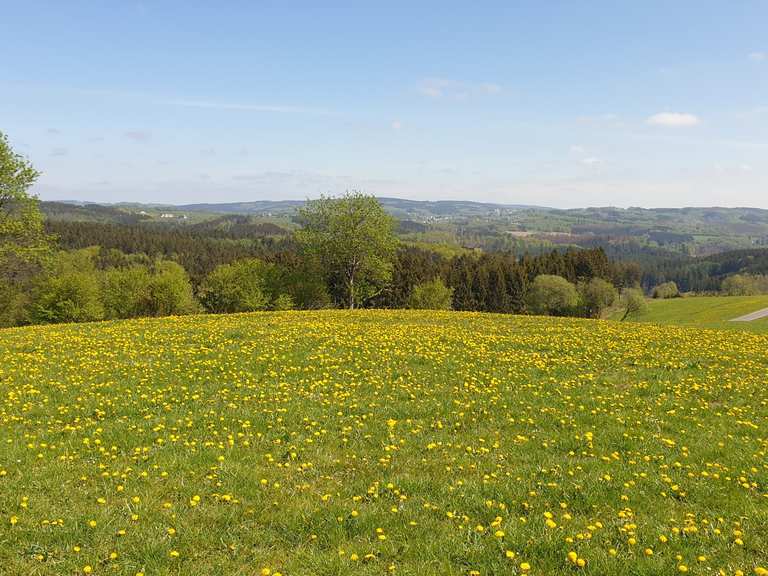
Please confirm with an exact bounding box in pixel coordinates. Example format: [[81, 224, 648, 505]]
[[621, 306, 630, 321]]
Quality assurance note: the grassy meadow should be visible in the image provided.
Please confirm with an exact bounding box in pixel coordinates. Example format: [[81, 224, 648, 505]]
[[1, 310, 767, 575], [608, 295, 768, 333]]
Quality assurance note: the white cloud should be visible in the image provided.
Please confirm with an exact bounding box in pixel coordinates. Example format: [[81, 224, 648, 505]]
[[749, 52, 766, 62], [391, 120, 402, 130], [646, 112, 701, 127], [581, 156, 602, 165]]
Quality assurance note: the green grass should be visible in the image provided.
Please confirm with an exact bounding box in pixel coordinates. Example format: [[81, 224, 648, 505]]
[[608, 294, 768, 333], [1, 310, 767, 575]]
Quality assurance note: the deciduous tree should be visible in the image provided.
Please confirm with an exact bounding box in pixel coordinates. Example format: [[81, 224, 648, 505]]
[[295, 192, 397, 309], [0, 131, 54, 325]]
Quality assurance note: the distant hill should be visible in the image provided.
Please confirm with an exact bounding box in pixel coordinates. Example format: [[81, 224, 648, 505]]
[[41, 201, 152, 225], [44, 197, 541, 220], [40, 199, 768, 261], [170, 197, 540, 219]]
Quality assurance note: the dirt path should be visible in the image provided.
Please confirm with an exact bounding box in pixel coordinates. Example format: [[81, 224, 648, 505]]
[[730, 307, 768, 322]]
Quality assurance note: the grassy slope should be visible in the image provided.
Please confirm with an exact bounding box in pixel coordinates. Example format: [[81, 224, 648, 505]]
[[1, 311, 767, 575], [608, 294, 768, 333]]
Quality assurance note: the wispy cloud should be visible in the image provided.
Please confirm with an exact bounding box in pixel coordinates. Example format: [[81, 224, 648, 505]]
[[646, 112, 701, 127], [418, 77, 502, 99], [50, 147, 68, 157], [419, 78, 451, 98], [748, 52, 766, 62], [8, 81, 335, 118], [165, 99, 332, 115], [124, 130, 152, 142]]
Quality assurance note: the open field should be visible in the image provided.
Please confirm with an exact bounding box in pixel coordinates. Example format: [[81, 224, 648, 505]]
[[607, 295, 768, 333], [1, 311, 767, 575]]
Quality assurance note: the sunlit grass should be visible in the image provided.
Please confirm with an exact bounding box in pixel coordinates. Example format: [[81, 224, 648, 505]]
[[608, 294, 768, 333], [1, 310, 767, 575]]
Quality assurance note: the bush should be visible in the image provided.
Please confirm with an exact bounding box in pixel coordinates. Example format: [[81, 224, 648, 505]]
[[619, 287, 647, 320], [102, 266, 152, 319], [407, 278, 454, 310], [579, 277, 618, 318], [269, 258, 331, 309], [146, 261, 199, 316], [720, 274, 768, 296], [271, 294, 295, 311], [526, 275, 579, 316], [0, 282, 31, 327], [32, 272, 104, 324], [652, 281, 679, 299], [199, 258, 272, 313]]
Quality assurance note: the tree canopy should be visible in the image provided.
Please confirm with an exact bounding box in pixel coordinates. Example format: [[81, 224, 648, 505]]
[[0, 131, 54, 283], [296, 192, 397, 308]]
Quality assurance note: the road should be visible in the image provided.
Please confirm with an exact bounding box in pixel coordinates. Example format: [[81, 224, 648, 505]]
[[730, 307, 768, 322]]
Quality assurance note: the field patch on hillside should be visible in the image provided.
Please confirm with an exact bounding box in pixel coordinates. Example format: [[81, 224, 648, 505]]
[[608, 295, 768, 332], [1, 311, 767, 575]]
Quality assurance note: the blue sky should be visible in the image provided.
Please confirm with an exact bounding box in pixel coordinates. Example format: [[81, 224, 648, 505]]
[[2, 1, 767, 207]]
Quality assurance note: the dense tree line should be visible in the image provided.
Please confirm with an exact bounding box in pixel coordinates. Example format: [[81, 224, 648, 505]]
[[375, 245, 626, 314], [9, 225, 627, 326], [0, 137, 635, 327], [44, 207, 768, 300], [45, 220, 288, 284], [607, 244, 768, 293]]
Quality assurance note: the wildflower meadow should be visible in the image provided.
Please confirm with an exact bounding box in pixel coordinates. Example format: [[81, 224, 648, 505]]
[[1, 311, 766, 575]]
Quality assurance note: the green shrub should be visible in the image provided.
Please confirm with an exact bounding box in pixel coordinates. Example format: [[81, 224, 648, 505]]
[[271, 294, 295, 311], [0, 283, 31, 327], [32, 272, 104, 324], [407, 278, 453, 310], [579, 277, 618, 318], [620, 287, 648, 320], [199, 259, 272, 313], [146, 261, 199, 316], [721, 274, 768, 296], [652, 281, 679, 299], [527, 275, 579, 316], [102, 266, 152, 319]]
